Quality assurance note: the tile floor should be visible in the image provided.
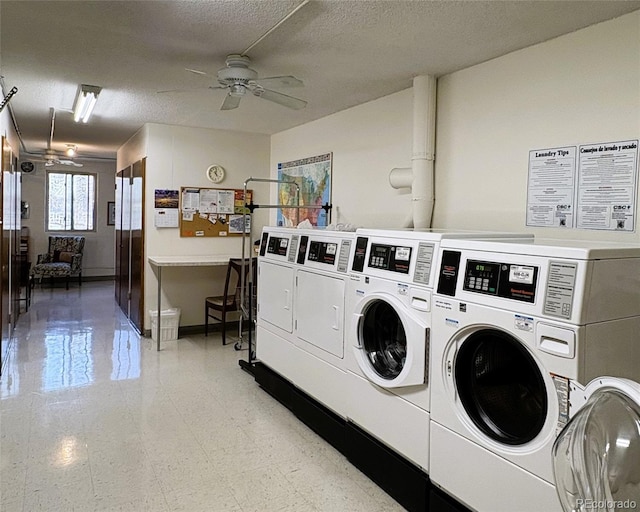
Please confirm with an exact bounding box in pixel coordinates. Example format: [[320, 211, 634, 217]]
[[0, 281, 404, 512]]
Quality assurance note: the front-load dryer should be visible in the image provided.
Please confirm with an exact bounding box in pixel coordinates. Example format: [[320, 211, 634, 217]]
[[429, 238, 640, 512], [289, 228, 355, 417], [345, 229, 534, 472], [256, 226, 300, 381]]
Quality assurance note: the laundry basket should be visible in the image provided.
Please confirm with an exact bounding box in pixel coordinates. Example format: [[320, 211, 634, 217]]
[[149, 308, 181, 342]]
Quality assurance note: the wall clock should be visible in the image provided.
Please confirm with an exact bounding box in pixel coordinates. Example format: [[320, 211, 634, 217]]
[[206, 164, 226, 184], [21, 161, 35, 174]]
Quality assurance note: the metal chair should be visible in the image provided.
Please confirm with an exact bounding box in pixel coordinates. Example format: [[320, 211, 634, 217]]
[[205, 258, 255, 345]]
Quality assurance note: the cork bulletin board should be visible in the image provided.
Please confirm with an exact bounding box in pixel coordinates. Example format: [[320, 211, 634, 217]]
[[179, 187, 253, 237]]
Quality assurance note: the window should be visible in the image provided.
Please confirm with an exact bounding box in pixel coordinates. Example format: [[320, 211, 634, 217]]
[[46, 171, 96, 231]]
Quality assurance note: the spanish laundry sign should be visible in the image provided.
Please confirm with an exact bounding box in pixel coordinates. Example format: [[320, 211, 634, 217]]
[[527, 139, 638, 231]]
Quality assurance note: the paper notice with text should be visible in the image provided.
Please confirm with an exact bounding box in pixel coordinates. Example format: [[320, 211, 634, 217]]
[[527, 147, 576, 228], [576, 140, 638, 231]]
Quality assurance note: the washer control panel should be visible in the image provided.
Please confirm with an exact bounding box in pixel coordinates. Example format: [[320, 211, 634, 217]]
[[463, 259, 538, 303], [437, 250, 538, 303]]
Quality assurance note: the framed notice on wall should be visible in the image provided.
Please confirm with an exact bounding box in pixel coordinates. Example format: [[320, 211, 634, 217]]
[[179, 186, 252, 237]]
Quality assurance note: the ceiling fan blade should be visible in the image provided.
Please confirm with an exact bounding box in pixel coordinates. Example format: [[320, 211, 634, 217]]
[[186, 68, 208, 76], [253, 88, 307, 110], [221, 94, 242, 111], [255, 76, 304, 88], [157, 86, 211, 94]]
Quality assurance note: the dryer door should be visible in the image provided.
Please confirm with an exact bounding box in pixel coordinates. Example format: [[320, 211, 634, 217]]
[[257, 260, 294, 333], [552, 378, 640, 512], [295, 269, 345, 358], [352, 293, 427, 388], [452, 327, 548, 445]]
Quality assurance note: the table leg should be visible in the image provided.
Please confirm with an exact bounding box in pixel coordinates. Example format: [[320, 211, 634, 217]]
[[157, 266, 162, 351]]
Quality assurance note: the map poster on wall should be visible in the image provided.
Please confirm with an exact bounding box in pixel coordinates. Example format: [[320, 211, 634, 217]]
[[576, 140, 638, 232], [277, 152, 332, 227], [526, 146, 577, 228]]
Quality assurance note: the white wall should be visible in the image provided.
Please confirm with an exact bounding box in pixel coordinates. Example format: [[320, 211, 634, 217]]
[[272, 89, 414, 228], [20, 159, 117, 275], [271, 11, 640, 243], [118, 123, 270, 329], [435, 11, 640, 242]]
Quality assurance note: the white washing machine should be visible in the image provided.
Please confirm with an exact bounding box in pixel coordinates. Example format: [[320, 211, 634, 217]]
[[345, 229, 534, 471], [429, 238, 640, 512], [255, 226, 300, 380], [290, 228, 355, 417]]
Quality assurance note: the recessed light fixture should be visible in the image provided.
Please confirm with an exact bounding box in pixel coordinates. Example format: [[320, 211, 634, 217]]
[[73, 84, 102, 123]]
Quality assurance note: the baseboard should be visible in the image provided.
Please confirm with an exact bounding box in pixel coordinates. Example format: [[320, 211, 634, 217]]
[[82, 275, 116, 282], [142, 321, 240, 339]]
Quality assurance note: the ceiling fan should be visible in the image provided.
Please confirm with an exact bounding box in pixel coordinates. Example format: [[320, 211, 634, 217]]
[[42, 150, 83, 168], [21, 108, 84, 170], [160, 0, 309, 111], [189, 54, 306, 111]]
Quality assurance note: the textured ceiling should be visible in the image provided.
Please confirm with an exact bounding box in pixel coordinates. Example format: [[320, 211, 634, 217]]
[[2, 0, 639, 162]]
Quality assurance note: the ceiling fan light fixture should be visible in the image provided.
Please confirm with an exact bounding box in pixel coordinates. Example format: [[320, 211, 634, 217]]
[[229, 84, 246, 97], [65, 144, 77, 157], [73, 84, 102, 123]]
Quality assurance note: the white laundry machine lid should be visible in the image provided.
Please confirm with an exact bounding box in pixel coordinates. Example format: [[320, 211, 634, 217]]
[[552, 377, 640, 512]]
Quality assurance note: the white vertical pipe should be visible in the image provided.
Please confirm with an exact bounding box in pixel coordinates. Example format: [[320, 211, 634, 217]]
[[411, 75, 436, 229]]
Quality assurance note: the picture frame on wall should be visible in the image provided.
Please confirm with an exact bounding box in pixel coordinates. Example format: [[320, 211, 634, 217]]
[[107, 201, 116, 225]]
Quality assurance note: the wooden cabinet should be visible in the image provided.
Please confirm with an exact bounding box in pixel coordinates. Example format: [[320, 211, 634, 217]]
[[115, 158, 145, 333]]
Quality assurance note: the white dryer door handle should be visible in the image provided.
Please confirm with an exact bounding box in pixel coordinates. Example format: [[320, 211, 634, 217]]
[[352, 313, 363, 348], [283, 289, 290, 310], [332, 305, 340, 331]]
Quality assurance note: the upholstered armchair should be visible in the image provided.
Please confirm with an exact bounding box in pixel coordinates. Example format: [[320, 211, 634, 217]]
[[31, 236, 85, 289]]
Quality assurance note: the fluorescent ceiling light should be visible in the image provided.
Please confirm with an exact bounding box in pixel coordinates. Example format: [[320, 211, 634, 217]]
[[73, 84, 102, 123]]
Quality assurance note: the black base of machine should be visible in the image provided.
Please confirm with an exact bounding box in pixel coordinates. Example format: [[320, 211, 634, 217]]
[[290, 386, 346, 454], [252, 362, 346, 450], [345, 420, 429, 512], [238, 358, 255, 376], [429, 486, 473, 512], [252, 361, 295, 411], [251, 362, 473, 512]]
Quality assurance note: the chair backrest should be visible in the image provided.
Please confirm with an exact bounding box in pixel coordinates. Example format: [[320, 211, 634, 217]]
[[225, 258, 257, 307]]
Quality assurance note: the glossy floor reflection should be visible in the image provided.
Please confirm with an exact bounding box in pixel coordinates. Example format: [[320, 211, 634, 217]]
[[1, 281, 403, 512]]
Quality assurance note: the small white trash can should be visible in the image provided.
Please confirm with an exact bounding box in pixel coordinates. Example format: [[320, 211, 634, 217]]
[[149, 308, 181, 342]]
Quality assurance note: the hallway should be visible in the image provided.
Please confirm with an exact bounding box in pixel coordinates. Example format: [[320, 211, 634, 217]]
[[0, 281, 402, 512]]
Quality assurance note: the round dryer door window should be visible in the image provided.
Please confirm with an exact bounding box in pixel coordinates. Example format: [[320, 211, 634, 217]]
[[455, 329, 548, 445], [361, 300, 407, 380]]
